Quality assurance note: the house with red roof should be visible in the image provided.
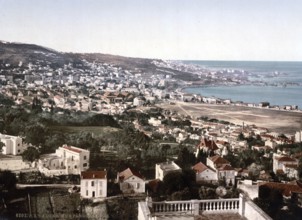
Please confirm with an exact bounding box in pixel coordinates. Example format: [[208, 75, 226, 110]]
[[206, 155, 236, 185], [192, 162, 217, 182], [80, 170, 107, 199], [195, 137, 220, 157], [273, 153, 298, 178], [117, 168, 145, 194], [217, 164, 236, 185], [206, 155, 230, 170], [259, 181, 302, 205]]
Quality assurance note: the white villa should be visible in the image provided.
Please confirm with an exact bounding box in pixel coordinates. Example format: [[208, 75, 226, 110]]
[[80, 170, 107, 199], [155, 161, 182, 181], [192, 162, 217, 182], [0, 133, 25, 155], [273, 153, 298, 178], [192, 155, 236, 185], [117, 168, 145, 194], [38, 144, 90, 176]]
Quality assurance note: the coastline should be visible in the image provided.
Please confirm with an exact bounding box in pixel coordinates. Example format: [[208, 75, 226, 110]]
[[174, 60, 302, 110]]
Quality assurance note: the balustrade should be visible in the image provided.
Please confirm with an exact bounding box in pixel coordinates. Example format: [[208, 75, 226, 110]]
[[199, 199, 239, 212], [152, 201, 193, 213], [150, 198, 239, 215]]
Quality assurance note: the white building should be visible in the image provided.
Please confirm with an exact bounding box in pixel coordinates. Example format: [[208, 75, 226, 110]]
[[155, 161, 182, 181], [133, 97, 145, 106], [80, 170, 107, 199], [206, 155, 236, 185], [117, 168, 145, 194], [192, 162, 217, 182], [38, 144, 90, 176], [0, 133, 24, 155], [272, 153, 298, 177], [295, 130, 302, 143]]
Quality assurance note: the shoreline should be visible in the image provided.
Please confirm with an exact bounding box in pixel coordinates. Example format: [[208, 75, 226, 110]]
[[172, 60, 302, 111]]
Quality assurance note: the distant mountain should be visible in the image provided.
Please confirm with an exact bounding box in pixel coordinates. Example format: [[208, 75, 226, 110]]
[[0, 40, 197, 80], [0, 40, 83, 69], [0, 40, 158, 72]]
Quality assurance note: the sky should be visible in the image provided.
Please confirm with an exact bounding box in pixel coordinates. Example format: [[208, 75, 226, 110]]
[[0, 0, 302, 61]]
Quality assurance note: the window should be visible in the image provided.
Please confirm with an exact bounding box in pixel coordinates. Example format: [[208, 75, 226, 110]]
[[85, 181, 88, 187], [84, 156, 87, 160], [91, 181, 94, 187], [86, 190, 88, 196], [92, 191, 95, 197], [74, 165, 77, 169], [83, 163, 87, 167], [99, 181, 102, 187], [136, 183, 140, 189]]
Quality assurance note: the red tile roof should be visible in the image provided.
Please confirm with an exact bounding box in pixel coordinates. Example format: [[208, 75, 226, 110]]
[[260, 182, 302, 197], [218, 164, 234, 171], [192, 162, 209, 173], [63, 145, 82, 153], [209, 155, 230, 165], [118, 168, 143, 181], [277, 156, 296, 162], [198, 138, 218, 151], [81, 170, 107, 179], [284, 164, 298, 169]]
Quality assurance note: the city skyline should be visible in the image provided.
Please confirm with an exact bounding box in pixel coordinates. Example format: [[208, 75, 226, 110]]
[[0, 0, 301, 61]]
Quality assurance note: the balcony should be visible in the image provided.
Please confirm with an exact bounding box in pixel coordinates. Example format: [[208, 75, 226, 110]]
[[138, 194, 272, 220]]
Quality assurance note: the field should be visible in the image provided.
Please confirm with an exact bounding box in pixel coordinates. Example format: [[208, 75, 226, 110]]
[[158, 101, 302, 134]]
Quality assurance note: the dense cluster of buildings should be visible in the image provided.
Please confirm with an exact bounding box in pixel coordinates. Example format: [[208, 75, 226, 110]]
[[1, 51, 302, 219]]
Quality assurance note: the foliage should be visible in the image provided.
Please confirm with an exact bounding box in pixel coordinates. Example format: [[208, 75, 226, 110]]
[[199, 186, 216, 199], [0, 142, 4, 153], [176, 147, 196, 168], [162, 170, 196, 197], [254, 185, 284, 218], [22, 146, 40, 162], [0, 170, 17, 191]]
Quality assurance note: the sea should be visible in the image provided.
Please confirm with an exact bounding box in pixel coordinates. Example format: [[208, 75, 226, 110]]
[[183, 61, 302, 109]]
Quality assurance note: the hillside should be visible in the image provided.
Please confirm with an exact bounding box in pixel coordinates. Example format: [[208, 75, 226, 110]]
[[0, 40, 197, 80], [0, 41, 157, 72]]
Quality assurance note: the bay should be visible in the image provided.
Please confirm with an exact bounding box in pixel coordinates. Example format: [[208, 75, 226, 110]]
[[182, 61, 302, 108]]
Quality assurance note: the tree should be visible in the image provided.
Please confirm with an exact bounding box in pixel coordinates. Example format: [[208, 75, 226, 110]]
[[0, 142, 4, 153], [199, 186, 216, 199], [163, 172, 185, 195], [0, 170, 17, 191], [237, 132, 245, 141], [22, 147, 40, 162], [24, 124, 48, 147], [177, 147, 195, 168]]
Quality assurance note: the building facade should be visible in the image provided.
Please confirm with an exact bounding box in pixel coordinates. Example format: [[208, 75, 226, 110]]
[[80, 170, 107, 199], [117, 168, 145, 194], [0, 133, 24, 155], [38, 144, 90, 176], [155, 161, 182, 181]]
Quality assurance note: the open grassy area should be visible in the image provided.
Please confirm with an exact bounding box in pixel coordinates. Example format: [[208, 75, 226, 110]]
[[158, 102, 302, 134], [50, 126, 120, 137]]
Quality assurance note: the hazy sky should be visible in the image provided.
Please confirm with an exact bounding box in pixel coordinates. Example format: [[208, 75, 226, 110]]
[[0, 0, 301, 61]]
